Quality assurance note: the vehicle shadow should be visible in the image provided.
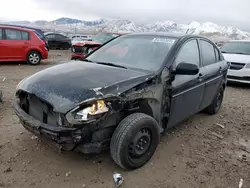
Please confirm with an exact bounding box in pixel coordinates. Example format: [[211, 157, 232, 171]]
[[0, 61, 54, 66]]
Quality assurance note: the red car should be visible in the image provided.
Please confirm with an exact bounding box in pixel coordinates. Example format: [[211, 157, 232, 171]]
[[71, 32, 125, 60], [0, 25, 48, 65]]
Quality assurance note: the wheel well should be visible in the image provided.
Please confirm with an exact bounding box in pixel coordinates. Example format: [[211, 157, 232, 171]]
[[27, 50, 42, 58], [125, 99, 154, 118]]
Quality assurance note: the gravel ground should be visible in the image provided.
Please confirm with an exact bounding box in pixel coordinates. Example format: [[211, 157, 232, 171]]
[[0, 50, 249, 188]]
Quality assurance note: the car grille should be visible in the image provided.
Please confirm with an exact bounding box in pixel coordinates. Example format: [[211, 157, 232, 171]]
[[18, 92, 62, 126], [227, 75, 250, 81], [72, 46, 88, 54], [229, 62, 245, 70]]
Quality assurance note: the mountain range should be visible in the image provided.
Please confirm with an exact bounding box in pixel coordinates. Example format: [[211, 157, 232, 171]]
[[2, 17, 250, 41]]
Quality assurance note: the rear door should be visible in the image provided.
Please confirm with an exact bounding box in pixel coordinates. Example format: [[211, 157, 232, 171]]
[[198, 39, 227, 109], [1, 28, 30, 60]]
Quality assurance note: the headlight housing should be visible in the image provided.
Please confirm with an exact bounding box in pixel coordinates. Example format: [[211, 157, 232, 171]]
[[66, 100, 109, 124]]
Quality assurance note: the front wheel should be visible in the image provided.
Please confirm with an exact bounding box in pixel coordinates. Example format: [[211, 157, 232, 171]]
[[204, 86, 224, 115], [110, 113, 160, 170], [26, 51, 41, 65]]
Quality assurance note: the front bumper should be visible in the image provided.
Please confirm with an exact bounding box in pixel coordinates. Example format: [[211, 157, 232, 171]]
[[71, 53, 86, 60], [227, 69, 250, 84], [13, 100, 79, 151]]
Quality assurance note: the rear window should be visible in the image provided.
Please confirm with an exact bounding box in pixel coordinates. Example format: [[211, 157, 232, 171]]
[[5, 29, 22, 40], [5, 29, 30, 40], [21, 31, 29, 40]]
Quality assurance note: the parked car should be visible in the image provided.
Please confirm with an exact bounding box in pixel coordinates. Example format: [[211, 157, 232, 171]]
[[0, 25, 48, 65], [71, 34, 92, 41], [44, 32, 71, 50], [71, 38, 87, 45], [221, 40, 250, 84], [71, 32, 123, 60], [0, 24, 49, 50], [13, 33, 228, 170]]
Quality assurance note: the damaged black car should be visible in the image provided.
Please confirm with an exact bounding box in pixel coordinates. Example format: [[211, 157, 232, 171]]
[[13, 33, 228, 170]]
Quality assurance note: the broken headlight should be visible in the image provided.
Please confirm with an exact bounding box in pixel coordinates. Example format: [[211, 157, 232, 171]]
[[66, 100, 109, 124]]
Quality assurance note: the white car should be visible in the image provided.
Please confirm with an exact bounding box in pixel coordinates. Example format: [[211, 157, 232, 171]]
[[221, 40, 250, 84]]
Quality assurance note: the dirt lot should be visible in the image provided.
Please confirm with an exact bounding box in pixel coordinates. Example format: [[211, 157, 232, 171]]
[[0, 50, 249, 188]]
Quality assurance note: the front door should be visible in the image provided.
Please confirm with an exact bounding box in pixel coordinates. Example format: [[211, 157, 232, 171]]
[[198, 39, 227, 109], [167, 39, 205, 128]]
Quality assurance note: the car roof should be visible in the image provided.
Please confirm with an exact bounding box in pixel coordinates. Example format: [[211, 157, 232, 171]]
[[124, 32, 207, 39], [0, 25, 34, 32]]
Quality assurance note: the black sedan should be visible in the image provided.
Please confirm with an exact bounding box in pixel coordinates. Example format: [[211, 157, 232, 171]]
[[13, 33, 228, 170], [44, 32, 71, 50]]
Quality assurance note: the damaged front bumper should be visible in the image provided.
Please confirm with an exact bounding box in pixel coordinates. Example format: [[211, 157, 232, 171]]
[[71, 53, 86, 60], [13, 100, 111, 154], [13, 100, 80, 151]]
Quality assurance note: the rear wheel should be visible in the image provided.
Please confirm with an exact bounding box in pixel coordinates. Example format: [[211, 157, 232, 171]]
[[26, 51, 41, 65], [110, 113, 160, 170], [204, 86, 224, 115]]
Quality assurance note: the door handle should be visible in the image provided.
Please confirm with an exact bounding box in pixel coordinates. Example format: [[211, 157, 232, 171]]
[[219, 66, 222, 73], [198, 73, 203, 81]]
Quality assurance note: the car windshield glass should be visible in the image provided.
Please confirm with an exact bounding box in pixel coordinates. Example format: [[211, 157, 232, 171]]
[[221, 42, 250, 55], [85, 35, 176, 72], [91, 33, 119, 43]]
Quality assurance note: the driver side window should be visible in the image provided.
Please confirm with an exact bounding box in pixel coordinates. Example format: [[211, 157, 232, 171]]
[[175, 39, 200, 67]]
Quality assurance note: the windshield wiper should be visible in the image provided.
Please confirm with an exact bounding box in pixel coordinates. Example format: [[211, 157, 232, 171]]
[[96, 62, 128, 69]]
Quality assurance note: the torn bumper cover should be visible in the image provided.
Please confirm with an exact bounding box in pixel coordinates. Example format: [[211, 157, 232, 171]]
[[13, 100, 80, 151]]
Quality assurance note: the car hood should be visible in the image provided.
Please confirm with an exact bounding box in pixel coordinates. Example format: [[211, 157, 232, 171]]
[[222, 53, 250, 64], [17, 61, 153, 113], [73, 41, 101, 47]]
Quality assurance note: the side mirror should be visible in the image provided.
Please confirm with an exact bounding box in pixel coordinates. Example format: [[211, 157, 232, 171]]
[[175, 62, 199, 75]]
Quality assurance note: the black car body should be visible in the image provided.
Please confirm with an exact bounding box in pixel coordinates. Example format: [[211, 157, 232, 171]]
[[44, 32, 71, 50], [13, 33, 228, 170]]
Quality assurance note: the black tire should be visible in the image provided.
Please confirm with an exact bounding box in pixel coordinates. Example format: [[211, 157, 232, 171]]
[[204, 86, 224, 115], [26, 51, 41, 65], [110, 113, 160, 170]]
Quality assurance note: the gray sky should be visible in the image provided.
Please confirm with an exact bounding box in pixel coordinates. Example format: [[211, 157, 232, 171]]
[[1, 0, 249, 31]]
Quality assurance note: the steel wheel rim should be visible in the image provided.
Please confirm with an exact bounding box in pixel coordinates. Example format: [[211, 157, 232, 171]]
[[128, 128, 152, 163]]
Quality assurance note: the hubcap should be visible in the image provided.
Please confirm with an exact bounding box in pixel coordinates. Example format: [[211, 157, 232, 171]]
[[128, 128, 151, 158], [29, 53, 39, 64]]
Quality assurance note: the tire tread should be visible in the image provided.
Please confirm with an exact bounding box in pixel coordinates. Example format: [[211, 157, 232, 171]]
[[110, 113, 158, 169]]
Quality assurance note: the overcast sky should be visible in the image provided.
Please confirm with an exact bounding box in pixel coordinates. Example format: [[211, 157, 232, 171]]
[[1, 0, 249, 30]]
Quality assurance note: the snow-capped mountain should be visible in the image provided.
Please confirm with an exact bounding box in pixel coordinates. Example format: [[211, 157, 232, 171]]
[[2, 17, 250, 41]]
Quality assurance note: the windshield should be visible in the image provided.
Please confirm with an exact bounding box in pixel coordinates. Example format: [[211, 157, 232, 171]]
[[85, 35, 176, 71], [221, 41, 250, 55], [91, 33, 120, 43]]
